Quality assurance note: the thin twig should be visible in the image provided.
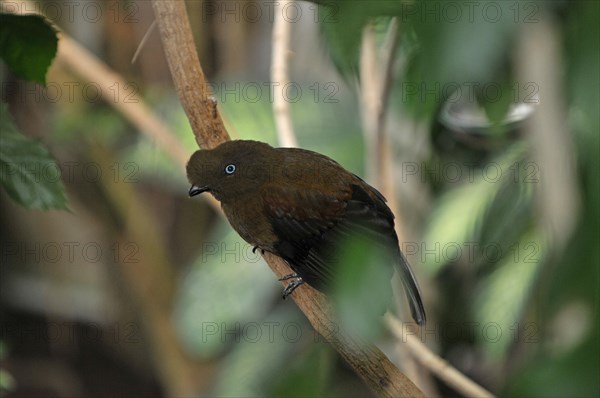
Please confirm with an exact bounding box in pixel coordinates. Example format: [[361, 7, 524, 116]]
[[385, 314, 496, 398], [150, 1, 423, 396], [271, 0, 299, 148], [132, 20, 157, 65], [151, 1, 229, 150]]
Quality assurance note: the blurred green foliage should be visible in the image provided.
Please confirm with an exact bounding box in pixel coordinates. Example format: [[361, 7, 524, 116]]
[[0, 14, 66, 210], [174, 223, 275, 359], [333, 236, 394, 341], [0, 14, 57, 85], [0, 103, 67, 210]]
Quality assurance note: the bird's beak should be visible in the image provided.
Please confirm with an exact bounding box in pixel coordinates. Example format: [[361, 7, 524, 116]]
[[189, 185, 209, 197]]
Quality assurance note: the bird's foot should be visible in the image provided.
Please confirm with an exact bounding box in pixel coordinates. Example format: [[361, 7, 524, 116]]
[[278, 273, 298, 281], [252, 246, 265, 255], [282, 277, 304, 300]]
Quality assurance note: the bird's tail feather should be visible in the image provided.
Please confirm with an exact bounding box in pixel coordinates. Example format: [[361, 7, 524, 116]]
[[396, 250, 426, 325]]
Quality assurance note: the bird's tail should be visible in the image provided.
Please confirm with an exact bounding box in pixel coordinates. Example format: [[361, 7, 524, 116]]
[[396, 250, 426, 325]]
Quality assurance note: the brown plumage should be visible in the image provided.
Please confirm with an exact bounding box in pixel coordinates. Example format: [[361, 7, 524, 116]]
[[186, 140, 426, 325]]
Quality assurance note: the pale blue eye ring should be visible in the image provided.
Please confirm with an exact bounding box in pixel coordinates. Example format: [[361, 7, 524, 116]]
[[224, 164, 236, 174]]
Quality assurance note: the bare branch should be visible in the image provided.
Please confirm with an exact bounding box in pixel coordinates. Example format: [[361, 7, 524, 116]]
[[151, 0, 230, 150], [386, 314, 496, 398], [271, 0, 299, 148]]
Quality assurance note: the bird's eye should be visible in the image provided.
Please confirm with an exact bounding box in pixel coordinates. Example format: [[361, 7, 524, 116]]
[[224, 164, 236, 174]]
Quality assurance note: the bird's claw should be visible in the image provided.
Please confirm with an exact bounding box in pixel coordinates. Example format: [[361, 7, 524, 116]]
[[252, 246, 265, 255], [278, 273, 298, 281], [282, 277, 304, 300]]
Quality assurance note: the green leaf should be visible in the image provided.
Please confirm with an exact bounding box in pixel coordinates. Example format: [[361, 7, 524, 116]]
[[402, 0, 520, 119], [0, 368, 16, 393], [173, 223, 277, 358], [0, 13, 58, 84], [0, 104, 68, 210], [270, 343, 334, 398], [474, 229, 545, 359], [422, 171, 500, 274], [318, 2, 403, 77], [318, 2, 366, 76], [505, 320, 599, 397], [422, 144, 530, 274], [332, 235, 393, 341], [211, 306, 309, 397]]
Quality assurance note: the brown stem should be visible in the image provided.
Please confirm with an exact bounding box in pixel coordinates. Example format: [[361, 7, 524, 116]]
[[151, 0, 229, 150], [150, 1, 423, 396]]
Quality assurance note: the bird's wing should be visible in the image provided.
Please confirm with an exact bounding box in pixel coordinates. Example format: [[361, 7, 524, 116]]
[[262, 183, 349, 287], [263, 180, 426, 325], [262, 180, 396, 285]]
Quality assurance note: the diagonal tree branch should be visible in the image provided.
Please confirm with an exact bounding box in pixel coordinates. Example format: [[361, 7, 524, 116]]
[[151, 1, 229, 150], [150, 1, 423, 396]]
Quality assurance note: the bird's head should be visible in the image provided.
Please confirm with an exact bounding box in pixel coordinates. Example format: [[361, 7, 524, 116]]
[[186, 140, 277, 202]]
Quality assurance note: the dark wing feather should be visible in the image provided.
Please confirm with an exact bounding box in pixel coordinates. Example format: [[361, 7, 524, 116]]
[[262, 185, 347, 287], [263, 181, 426, 325]]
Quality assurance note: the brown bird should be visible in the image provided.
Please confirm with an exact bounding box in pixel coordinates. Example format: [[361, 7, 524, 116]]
[[186, 140, 426, 325]]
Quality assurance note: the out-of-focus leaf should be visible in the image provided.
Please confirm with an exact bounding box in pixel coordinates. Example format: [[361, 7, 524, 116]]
[[333, 236, 393, 341], [211, 307, 311, 397], [567, 0, 599, 243], [318, 3, 401, 76], [506, 331, 599, 397], [474, 229, 545, 358], [422, 172, 498, 274], [567, 0, 600, 136], [402, 0, 520, 119], [0, 368, 16, 393], [477, 160, 534, 266], [270, 339, 334, 397], [422, 143, 529, 274], [0, 13, 57, 84], [173, 222, 276, 358], [0, 104, 68, 210]]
